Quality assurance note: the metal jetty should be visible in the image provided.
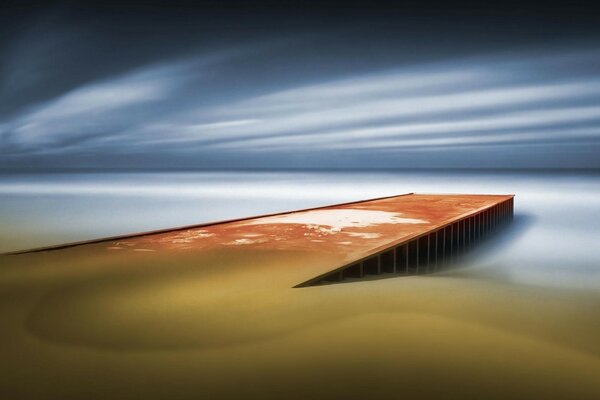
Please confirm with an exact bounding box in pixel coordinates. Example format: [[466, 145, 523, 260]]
[[296, 193, 514, 287], [6, 193, 514, 287]]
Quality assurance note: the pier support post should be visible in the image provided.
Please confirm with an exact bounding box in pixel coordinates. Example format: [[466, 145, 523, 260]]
[[469, 217, 473, 248], [404, 244, 409, 274], [416, 239, 420, 274], [433, 231, 438, 270], [462, 219, 466, 254], [441, 228, 446, 265], [425, 235, 431, 272], [450, 224, 454, 259]]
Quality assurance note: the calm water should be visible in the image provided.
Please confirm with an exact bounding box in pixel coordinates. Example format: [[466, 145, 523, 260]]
[[1, 170, 599, 289]]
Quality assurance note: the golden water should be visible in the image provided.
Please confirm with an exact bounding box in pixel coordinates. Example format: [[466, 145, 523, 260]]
[[1, 243, 599, 399]]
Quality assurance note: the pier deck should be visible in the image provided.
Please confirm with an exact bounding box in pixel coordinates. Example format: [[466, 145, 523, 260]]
[[9, 193, 514, 287]]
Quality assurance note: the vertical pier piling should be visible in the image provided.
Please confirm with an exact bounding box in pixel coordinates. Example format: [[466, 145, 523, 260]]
[[300, 196, 514, 287]]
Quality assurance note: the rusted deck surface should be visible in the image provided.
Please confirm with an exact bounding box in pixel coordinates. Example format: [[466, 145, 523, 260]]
[[82, 193, 512, 284], [106, 193, 509, 248], [6, 193, 513, 287]]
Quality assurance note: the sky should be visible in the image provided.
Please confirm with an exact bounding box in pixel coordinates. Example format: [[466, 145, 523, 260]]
[[1, 0, 600, 170]]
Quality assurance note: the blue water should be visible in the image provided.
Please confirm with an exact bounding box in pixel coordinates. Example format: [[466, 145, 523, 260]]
[[1, 170, 599, 289]]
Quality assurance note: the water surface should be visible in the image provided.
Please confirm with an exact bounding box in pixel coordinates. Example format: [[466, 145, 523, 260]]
[[1, 170, 599, 289]]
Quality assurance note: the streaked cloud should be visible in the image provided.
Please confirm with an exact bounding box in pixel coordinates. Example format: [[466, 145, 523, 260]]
[[2, 42, 600, 168]]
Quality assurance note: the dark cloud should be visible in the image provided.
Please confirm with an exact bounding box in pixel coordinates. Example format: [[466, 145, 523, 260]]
[[1, 1, 600, 169]]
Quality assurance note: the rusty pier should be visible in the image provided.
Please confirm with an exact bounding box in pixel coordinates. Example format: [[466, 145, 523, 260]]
[[6, 193, 514, 288], [297, 194, 514, 287]]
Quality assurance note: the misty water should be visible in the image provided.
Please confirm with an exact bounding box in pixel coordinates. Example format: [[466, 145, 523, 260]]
[[1, 170, 599, 290]]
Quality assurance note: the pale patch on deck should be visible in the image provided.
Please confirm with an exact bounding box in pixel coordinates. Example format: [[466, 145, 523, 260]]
[[168, 230, 216, 244], [345, 232, 382, 239], [242, 209, 427, 231], [224, 238, 269, 246]]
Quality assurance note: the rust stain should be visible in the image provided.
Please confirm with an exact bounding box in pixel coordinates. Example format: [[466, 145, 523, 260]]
[[102, 193, 513, 263]]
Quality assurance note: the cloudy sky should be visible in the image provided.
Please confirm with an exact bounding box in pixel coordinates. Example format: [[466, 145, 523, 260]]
[[1, 0, 600, 170]]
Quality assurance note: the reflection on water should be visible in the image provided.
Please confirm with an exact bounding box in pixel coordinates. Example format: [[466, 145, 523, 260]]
[[1, 170, 599, 289]]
